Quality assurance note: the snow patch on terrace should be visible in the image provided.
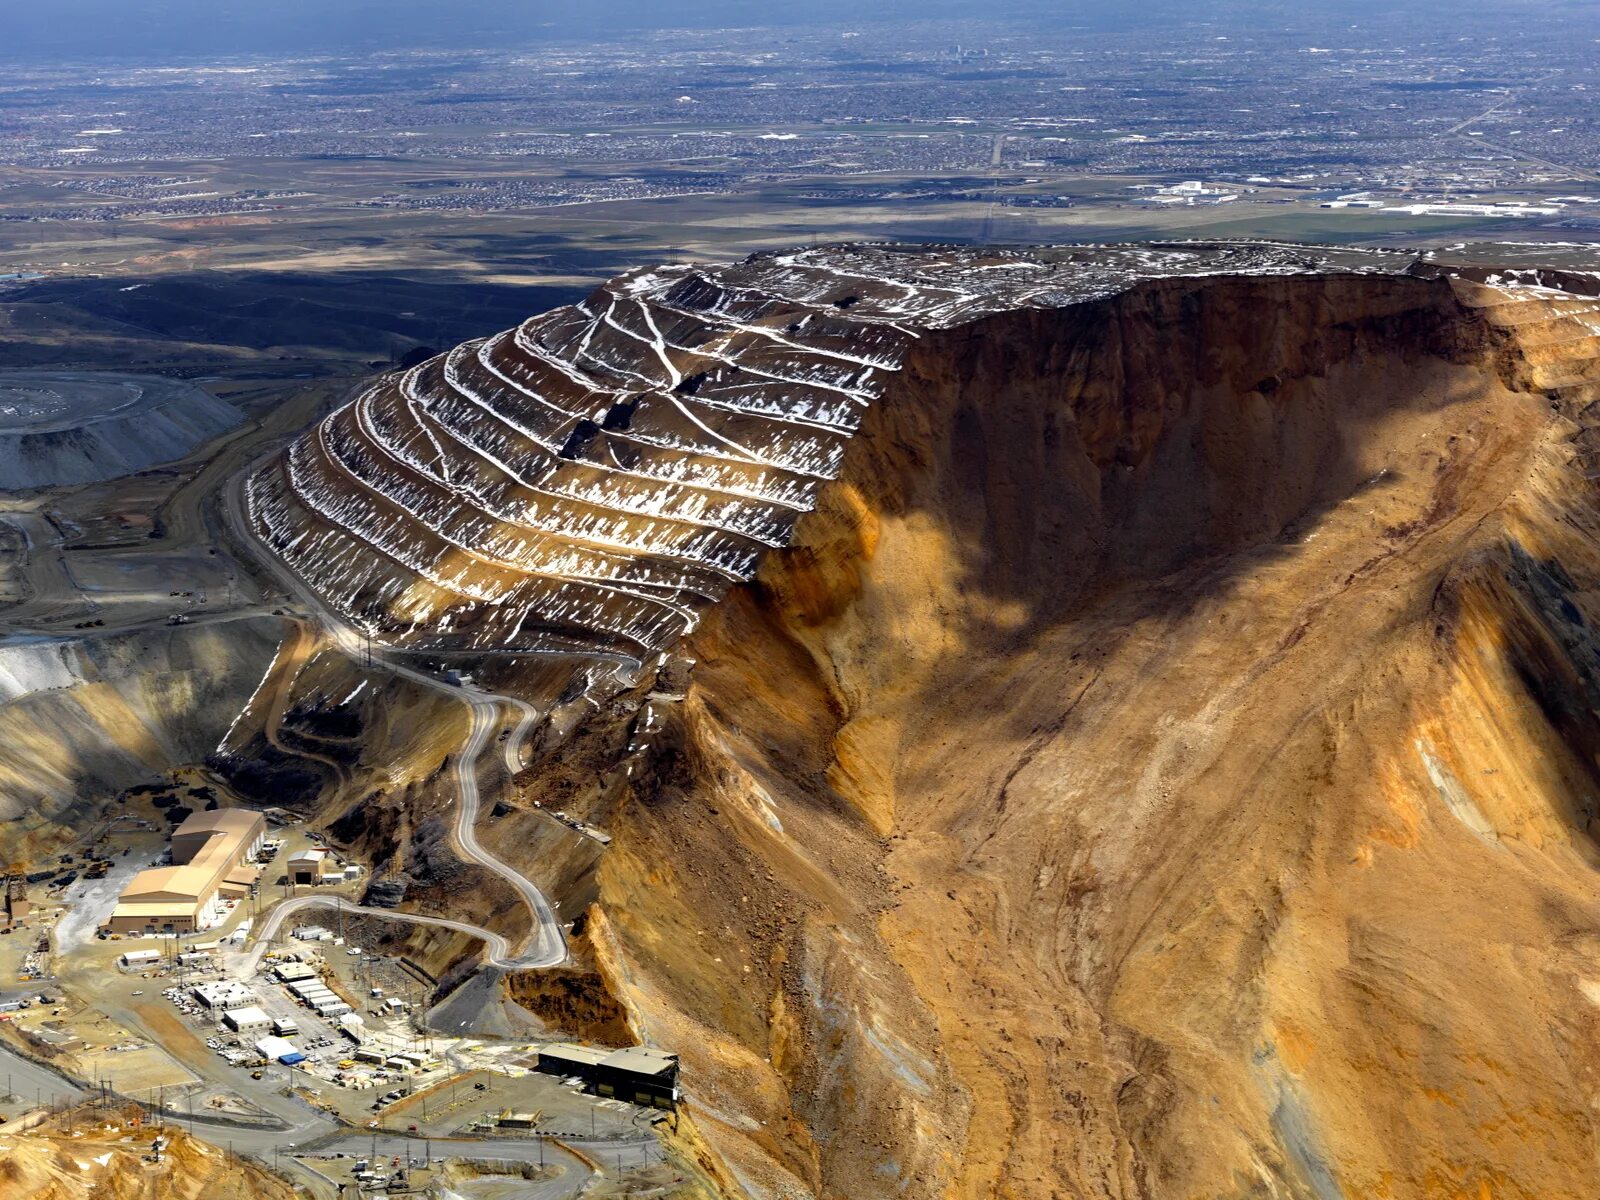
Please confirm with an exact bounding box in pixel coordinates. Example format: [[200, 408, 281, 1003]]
[[245, 241, 1428, 660]]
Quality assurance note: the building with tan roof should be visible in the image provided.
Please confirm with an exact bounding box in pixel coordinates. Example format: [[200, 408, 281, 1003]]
[[106, 808, 265, 935]]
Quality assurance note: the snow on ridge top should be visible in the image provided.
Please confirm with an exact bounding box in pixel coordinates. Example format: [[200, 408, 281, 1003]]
[[616, 240, 1419, 334], [240, 240, 1470, 663]]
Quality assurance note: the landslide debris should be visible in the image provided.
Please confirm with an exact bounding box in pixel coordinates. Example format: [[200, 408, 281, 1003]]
[[509, 257, 1600, 1200]]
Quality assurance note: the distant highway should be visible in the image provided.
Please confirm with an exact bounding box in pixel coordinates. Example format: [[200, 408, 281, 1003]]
[[220, 461, 569, 968], [1437, 69, 1600, 184]]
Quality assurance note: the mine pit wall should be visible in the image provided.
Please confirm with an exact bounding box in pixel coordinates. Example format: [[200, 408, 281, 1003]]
[[0, 617, 287, 855], [571, 271, 1600, 1199]]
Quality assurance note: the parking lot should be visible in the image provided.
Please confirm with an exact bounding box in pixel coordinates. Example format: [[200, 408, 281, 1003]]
[[135, 926, 467, 1121]]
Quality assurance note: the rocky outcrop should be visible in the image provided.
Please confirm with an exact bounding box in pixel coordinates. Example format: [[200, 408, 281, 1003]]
[[0, 1108, 293, 1200]]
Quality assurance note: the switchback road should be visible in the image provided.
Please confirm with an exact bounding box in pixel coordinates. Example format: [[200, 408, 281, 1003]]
[[221, 462, 569, 969]]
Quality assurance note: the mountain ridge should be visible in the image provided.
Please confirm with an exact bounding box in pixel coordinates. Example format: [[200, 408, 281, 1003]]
[[236, 242, 1600, 1198]]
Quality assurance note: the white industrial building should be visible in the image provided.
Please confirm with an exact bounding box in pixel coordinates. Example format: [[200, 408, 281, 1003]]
[[254, 1035, 301, 1063], [222, 1006, 272, 1038], [192, 980, 254, 1009]]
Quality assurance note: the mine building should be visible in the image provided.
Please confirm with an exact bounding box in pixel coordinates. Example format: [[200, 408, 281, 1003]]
[[286, 847, 339, 886], [192, 980, 253, 1009], [222, 1005, 272, 1038], [535, 1042, 680, 1109], [255, 1035, 304, 1065], [3, 873, 29, 928], [105, 809, 266, 935]]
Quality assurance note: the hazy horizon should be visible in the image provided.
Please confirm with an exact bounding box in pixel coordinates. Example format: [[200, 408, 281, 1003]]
[[4, 0, 1588, 62]]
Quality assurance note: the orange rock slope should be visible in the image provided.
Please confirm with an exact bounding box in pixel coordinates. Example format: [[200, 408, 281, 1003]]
[[570, 266, 1600, 1199], [0, 1109, 293, 1200]]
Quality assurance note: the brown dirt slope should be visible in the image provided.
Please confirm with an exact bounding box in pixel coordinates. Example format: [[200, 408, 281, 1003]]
[[0, 1107, 293, 1200], [573, 271, 1600, 1199]]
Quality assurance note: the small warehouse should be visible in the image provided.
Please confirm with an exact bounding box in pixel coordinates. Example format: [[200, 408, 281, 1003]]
[[286, 850, 338, 886], [274, 962, 317, 983], [536, 1042, 609, 1078], [118, 949, 161, 969], [272, 1017, 299, 1037], [222, 1006, 272, 1038], [594, 1047, 680, 1109], [254, 1035, 303, 1064]]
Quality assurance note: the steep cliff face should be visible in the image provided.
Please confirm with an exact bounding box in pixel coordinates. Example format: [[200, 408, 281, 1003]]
[[565, 267, 1600, 1199], [242, 242, 1600, 1198], [244, 242, 1416, 660]]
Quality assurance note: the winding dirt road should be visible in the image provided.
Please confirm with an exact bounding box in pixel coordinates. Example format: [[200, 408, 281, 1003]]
[[221, 465, 569, 969], [232, 893, 514, 975]]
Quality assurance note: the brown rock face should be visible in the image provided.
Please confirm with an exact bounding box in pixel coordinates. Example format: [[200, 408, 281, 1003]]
[[574, 268, 1600, 1199]]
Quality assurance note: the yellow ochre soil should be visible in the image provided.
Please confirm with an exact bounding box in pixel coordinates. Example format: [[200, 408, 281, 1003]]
[[0, 1107, 293, 1200], [570, 273, 1600, 1199]]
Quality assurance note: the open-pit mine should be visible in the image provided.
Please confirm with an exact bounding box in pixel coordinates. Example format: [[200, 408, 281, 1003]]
[[7, 240, 1600, 1200]]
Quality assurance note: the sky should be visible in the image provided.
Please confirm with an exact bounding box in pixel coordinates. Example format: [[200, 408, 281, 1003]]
[[0, 0, 1582, 61]]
